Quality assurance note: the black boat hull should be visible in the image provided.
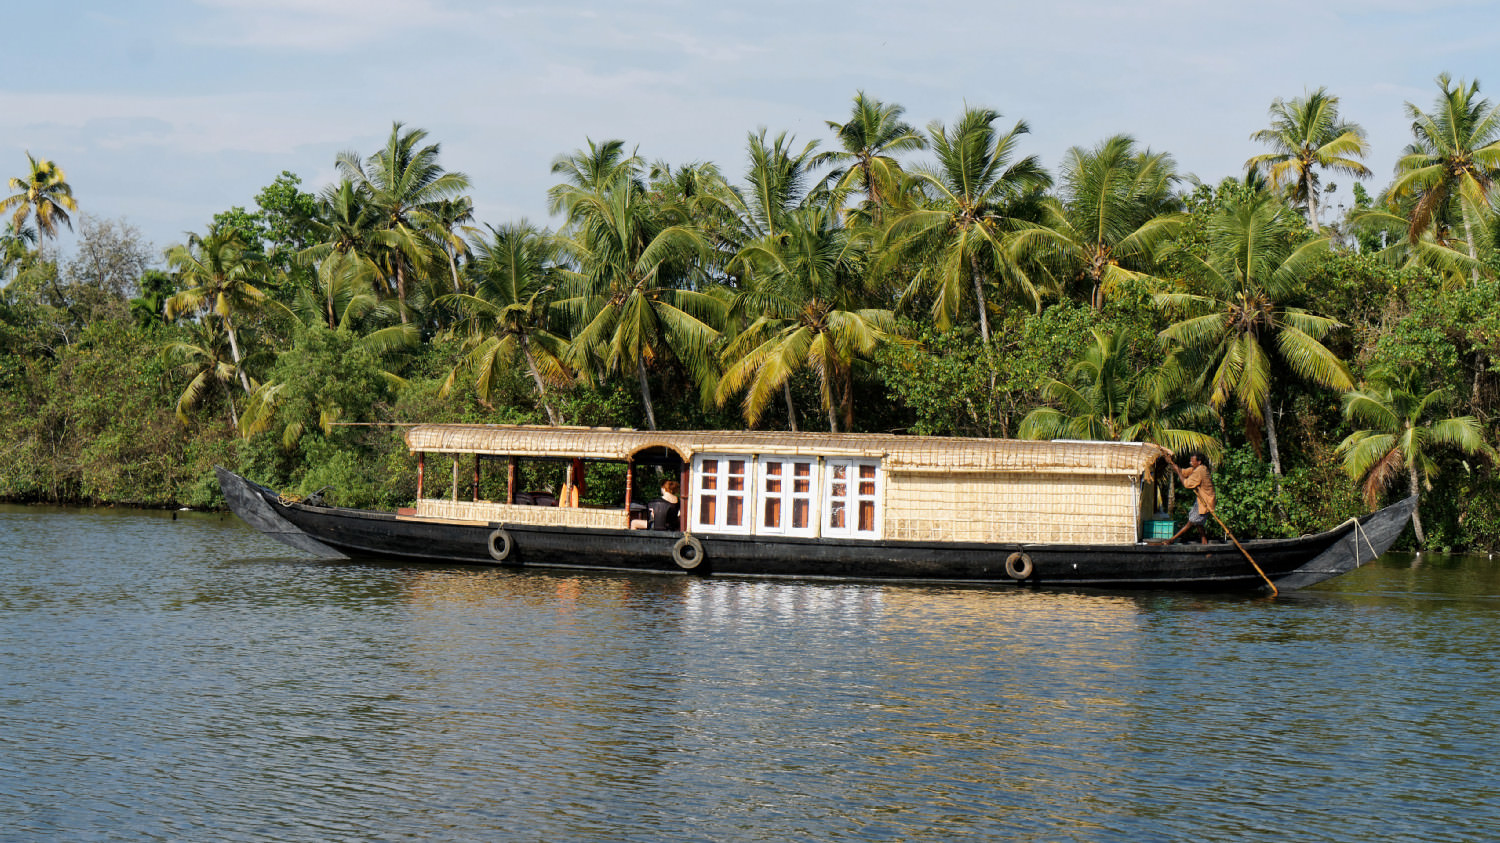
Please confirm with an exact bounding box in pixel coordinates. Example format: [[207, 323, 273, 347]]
[[217, 467, 1415, 593]]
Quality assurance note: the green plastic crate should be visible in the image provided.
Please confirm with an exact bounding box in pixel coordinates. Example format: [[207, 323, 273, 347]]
[[1146, 519, 1175, 540]]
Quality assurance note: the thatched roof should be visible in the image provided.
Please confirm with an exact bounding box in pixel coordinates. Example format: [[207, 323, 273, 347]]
[[405, 424, 1160, 477]]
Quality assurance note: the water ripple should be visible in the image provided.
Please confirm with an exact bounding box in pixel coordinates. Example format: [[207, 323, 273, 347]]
[[2, 509, 1498, 840]]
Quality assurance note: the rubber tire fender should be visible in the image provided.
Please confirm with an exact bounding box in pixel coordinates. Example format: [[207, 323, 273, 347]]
[[672, 535, 705, 571], [488, 527, 513, 562], [1004, 551, 1033, 580]]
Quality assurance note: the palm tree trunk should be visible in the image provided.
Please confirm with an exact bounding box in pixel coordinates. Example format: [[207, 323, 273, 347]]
[[447, 248, 462, 293], [783, 382, 798, 432], [223, 380, 239, 430], [1265, 397, 1286, 518], [1264, 398, 1283, 476], [1306, 186, 1321, 235], [1463, 213, 1480, 284], [522, 342, 562, 427], [636, 356, 658, 431], [395, 262, 410, 324], [1409, 464, 1426, 546], [968, 255, 992, 345], [224, 317, 253, 394]]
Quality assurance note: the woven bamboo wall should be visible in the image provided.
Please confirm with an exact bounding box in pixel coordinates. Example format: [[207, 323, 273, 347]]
[[415, 499, 623, 529], [885, 472, 1138, 544]]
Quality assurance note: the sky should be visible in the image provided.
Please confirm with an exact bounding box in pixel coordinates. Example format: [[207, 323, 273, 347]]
[[7, 0, 1500, 260]]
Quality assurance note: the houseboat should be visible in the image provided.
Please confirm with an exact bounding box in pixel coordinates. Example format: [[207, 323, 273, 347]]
[[217, 424, 1417, 593]]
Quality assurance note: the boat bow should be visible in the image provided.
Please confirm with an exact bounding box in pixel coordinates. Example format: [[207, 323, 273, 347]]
[[216, 466, 348, 559], [1271, 495, 1417, 591]]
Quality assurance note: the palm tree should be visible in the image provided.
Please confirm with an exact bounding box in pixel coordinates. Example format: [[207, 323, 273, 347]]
[[0, 153, 77, 258], [718, 204, 894, 432], [548, 138, 643, 217], [1338, 364, 1493, 544], [815, 92, 927, 222], [1247, 88, 1371, 234], [1019, 329, 1218, 513], [1009, 135, 1183, 309], [1387, 74, 1500, 262], [293, 249, 386, 332], [164, 227, 274, 395], [555, 170, 722, 430], [877, 106, 1052, 343], [1, 222, 37, 282], [336, 122, 471, 323], [1157, 190, 1352, 476], [160, 318, 243, 428], [433, 196, 474, 294], [1019, 328, 1219, 454], [737, 129, 823, 242], [440, 221, 571, 425]]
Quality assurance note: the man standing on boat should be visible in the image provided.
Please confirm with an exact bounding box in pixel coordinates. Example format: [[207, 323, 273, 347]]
[[1158, 447, 1215, 544]]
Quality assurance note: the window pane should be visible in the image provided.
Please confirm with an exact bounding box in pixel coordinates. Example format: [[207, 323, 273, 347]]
[[699, 497, 716, 525], [764, 497, 781, 528], [859, 479, 875, 496], [829, 501, 845, 529], [792, 499, 809, 529], [858, 500, 875, 532], [727, 495, 743, 526]]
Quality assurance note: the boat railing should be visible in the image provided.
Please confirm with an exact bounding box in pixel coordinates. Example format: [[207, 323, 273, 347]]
[[413, 498, 623, 529]]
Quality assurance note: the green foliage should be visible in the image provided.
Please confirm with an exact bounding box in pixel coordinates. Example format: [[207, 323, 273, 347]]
[[12, 109, 1500, 554], [878, 300, 1102, 436], [0, 321, 226, 504]]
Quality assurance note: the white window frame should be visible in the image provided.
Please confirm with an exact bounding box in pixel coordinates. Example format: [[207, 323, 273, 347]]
[[822, 458, 883, 539], [691, 454, 754, 534], [754, 456, 820, 538]]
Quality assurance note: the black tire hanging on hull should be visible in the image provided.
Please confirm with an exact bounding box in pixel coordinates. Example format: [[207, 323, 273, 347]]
[[672, 535, 706, 571], [488, 528, 513, 562]]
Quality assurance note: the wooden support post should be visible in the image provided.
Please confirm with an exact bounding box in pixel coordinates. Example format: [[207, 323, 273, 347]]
[[417, 452, 425, 500], [624, 458, 635, 527], [473, 454, 480, 502], [507, 456, 517, 504], [679, 462, 691, 532], [451, 454, 459, 502]]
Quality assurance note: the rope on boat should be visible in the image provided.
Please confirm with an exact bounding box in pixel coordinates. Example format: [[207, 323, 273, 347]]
[[1211, 512, 1278, 597], [277, 493, 303, 505], [1339, 516, 1379, 567]]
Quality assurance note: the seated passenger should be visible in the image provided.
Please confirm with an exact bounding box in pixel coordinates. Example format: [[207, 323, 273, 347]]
[[645, 480, 680, 531]]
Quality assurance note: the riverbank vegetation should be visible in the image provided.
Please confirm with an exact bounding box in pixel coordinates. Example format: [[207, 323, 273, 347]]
[[6, 77, 1500, 550]]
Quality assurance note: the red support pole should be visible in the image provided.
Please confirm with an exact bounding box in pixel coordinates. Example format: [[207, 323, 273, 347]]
[[624, 458, 635, 527], [417, 452, 425, 500], [679, 462, 691, 532]]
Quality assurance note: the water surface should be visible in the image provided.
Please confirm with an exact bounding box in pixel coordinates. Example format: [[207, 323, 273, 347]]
[[2, 506, 1497, 841]]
